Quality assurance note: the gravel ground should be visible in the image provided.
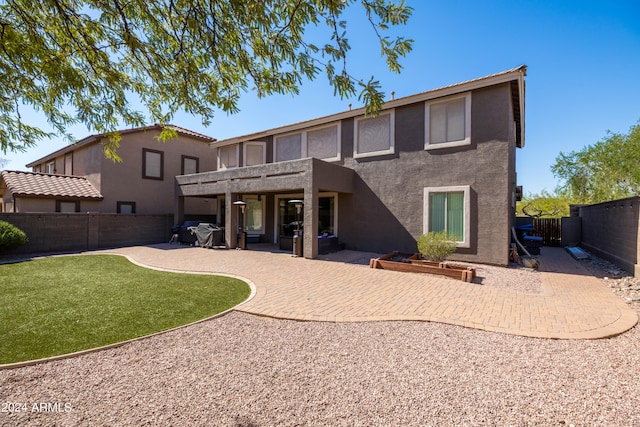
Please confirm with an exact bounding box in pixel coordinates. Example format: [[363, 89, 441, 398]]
[[1, 252, 639, 426]]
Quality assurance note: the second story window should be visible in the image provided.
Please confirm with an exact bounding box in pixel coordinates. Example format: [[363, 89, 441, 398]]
[[354, 111, 395, 159], [307, 124, 340, 162], [218, 144, 238, 169], [142, 148, 164, 180], [244, 141, 266, 166], [181, 155, 199, 175], [425, 92, 471, 150], [275, 133, 302, 162], [46, 161, 56, 174]]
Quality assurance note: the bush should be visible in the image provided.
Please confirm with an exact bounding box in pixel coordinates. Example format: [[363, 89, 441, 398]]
[[0, 221, 28, 252], [417, 231, 457, 262]]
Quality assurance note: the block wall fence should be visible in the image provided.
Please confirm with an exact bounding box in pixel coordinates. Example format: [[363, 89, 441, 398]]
[[0, 213, 173, 256], [566, 197, 640, 277]]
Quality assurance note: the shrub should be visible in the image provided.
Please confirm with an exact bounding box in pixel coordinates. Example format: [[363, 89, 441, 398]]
[[417, 231, 457, 262], [0, 221, 28, 252]]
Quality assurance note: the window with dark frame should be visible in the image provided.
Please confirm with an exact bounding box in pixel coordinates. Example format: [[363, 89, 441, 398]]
[[56, 200, 80, 212], [117, 201, 136, 214], [142, 148, 164, 180], [181, 155, 199, 175]]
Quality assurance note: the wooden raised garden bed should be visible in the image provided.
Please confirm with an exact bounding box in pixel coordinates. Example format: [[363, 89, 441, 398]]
[[369, 252, 476, 282]]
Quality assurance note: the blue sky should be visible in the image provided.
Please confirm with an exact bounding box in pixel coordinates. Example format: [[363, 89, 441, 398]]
[[3, 0, 639, 196]]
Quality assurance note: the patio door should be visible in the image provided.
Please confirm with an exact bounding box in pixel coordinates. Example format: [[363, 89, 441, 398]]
[[274, 193, 338, 245]]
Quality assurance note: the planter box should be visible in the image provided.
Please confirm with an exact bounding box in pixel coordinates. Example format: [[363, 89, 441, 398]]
[[369, 252, 475, 282]]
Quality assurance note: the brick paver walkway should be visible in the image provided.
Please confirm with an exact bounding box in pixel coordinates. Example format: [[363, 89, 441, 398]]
[[99, 244, 637, 340]]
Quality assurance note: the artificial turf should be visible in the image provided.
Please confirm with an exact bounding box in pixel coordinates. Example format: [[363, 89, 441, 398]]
[[0, 255, 251, 364]]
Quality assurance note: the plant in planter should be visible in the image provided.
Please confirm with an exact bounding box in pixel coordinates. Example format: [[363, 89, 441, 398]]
[[370, 232, 474, 281], [417, 231, 457, 262], [0, 221, 28, 253]]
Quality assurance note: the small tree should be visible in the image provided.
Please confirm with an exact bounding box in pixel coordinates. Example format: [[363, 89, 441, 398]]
[[0, 221, 28, 252], [417, 231, 456, 262]]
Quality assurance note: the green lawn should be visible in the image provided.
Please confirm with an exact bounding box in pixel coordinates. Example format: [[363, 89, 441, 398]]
[[0, 255, 251, 364]]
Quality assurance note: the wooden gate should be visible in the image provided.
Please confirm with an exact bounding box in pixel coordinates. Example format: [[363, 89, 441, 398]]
[[533, 218, 562, 247]]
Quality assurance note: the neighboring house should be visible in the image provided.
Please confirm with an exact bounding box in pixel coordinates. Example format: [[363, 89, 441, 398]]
[[1, 124, 217, 217], [175, 66, 527, 265], [0, 170, 104, 212]]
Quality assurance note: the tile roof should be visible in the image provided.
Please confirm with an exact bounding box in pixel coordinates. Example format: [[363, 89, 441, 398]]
[[0, 170, 103, 200]]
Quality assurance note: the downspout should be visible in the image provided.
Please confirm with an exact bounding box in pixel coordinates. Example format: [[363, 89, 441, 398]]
[[511, 226, 532, 258]]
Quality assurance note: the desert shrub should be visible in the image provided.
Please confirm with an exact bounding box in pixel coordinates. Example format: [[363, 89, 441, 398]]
[[0, 221, 28, 252], [417, 231, 457, 262]]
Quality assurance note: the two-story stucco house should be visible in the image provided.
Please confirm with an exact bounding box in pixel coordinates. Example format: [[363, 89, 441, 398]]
[[175, 66, 527, 265], [1, 124, 217, 218]]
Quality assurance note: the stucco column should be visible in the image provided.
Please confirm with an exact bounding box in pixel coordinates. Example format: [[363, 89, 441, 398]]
[[225, 191, 238, 249], [303, 181, 319, 259], [174, 193, 185, 226]]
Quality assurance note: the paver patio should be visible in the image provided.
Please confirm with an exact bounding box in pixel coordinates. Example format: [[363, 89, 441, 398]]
[[98, 244, 637, 340]]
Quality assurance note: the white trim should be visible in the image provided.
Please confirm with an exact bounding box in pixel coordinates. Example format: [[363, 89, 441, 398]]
[[217, 144, 239, 170], [423, 185, 471, 248], [243, 141, 266, 166], [425, 92, 472, 150], [353, 110, 395, 159]]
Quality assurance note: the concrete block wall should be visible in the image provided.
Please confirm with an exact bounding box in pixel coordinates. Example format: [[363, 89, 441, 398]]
[[561, 216, 582, 247], [578, 197, 640, 275], [0, 213, 173, 256]]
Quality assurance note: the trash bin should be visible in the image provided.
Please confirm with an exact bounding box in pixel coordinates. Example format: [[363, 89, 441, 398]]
[[292, 230, 303, 257]]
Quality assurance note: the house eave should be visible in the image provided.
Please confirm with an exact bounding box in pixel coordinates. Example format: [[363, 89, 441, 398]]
[[212, 65, 527, 147], [12, 193, 104, 201]]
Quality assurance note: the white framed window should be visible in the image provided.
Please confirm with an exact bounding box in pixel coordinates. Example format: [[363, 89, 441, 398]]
[[274, 132, 303, 162], [423, 185, 470, 248], [272, 122, 342, 164], [425, 92, 471, 150], [307, 123, 341, 162], [244, 141, 266, 166], [46, 161, 56, 174], [354, 110, 395, 159], [218, 144, 239, 169], [243, 195, 265, 234]]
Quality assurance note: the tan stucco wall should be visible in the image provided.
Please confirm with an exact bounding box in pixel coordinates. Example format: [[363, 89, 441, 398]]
[[98, 130, 215, 214], [29, 130, 216, 215], [12, 197, 102, 213]]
